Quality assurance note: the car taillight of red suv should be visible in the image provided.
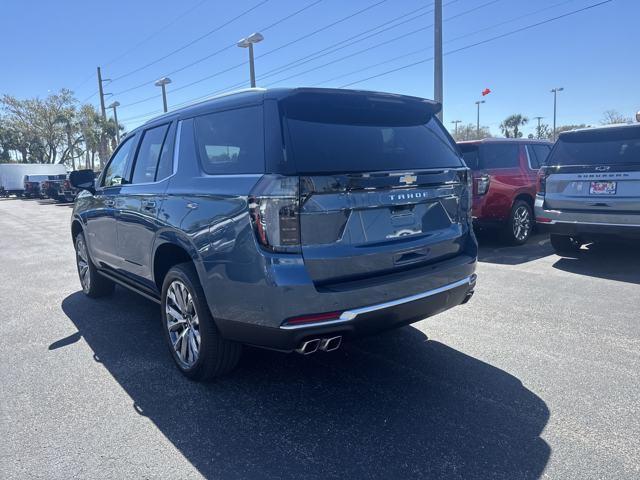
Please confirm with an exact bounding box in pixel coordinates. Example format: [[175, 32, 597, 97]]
[[458, 139, 552, 245]]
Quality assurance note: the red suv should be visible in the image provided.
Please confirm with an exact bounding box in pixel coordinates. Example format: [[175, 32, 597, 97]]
[[458, 139, 552, 244]]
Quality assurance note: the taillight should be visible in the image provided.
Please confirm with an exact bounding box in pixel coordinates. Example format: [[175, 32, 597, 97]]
[[248, 175, 301, 253], [475, 174, 490, 195], [537, 167, 548, 195], [63, 180, 71, 189]]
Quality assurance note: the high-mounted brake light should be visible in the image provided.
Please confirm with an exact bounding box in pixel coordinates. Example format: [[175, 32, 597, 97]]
[[248, 175, 301, 253]]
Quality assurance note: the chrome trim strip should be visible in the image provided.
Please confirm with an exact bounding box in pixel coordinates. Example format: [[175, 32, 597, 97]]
[[543, 219, 640, 227], [280, 275, 476, 330]]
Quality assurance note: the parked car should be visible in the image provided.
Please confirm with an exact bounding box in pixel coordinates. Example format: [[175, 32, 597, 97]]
[[69, 88, 478, 380], [535, 123, 640, 254], [458, 138, 552, 244], [0, 163, 67, 196], [41, 174, 68, 200], [46, 172, 89, 202], [23, 174, 50, 198]]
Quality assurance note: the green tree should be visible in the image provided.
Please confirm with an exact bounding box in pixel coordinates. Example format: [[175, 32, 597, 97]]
[[500, 114, 529, 138], [452, 123, 492, 141]]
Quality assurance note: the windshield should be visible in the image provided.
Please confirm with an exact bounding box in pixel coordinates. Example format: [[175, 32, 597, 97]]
[[549, 127, 640, 166], [281, 92, 463, 174]]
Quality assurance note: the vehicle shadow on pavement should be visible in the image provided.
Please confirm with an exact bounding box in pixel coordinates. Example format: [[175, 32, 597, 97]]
[[553, 241, 640, 285], [477, 231, 554, 265], [59, 289, 550, 480]]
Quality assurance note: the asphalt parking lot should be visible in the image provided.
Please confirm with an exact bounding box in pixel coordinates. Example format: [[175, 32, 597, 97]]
[[1, 198, 639, 479]]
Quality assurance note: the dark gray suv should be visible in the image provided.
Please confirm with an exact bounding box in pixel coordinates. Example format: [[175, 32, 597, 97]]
[[70, 88, 477, 380]]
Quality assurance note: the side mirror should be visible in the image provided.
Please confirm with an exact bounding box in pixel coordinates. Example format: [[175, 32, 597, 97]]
[[70, 169, 96, 193]]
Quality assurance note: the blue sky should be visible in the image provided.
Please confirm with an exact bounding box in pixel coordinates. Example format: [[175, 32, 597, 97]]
[[1, 0, 638, 136]]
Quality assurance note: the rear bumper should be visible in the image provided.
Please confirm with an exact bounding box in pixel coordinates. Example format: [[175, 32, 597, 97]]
[[536, 219, 640, 239], [535, 196, 640, 239], [215, 261, 477, 351]]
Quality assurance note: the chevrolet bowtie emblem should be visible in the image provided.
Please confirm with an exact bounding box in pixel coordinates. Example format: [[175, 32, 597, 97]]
[[399, 174, 417, 185]]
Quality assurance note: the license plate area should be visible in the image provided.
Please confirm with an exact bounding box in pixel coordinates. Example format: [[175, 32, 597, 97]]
[[589, 181, 617, 195]]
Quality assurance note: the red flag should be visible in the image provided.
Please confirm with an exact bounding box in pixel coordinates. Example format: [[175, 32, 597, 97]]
[[482, 88, 491, 96]]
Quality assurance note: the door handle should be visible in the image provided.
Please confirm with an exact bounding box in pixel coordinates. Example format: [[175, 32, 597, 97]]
[[104, 199, 115, 207], [142, 200, 156, 210]]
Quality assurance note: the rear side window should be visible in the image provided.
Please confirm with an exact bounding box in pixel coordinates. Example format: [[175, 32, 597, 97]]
[[131, 124, 170, 184], [549, 127, 640, 166], [194, 106, 264, 174], [280, 93, 462, 173], [527, 144, 551, 169], [479, 144, 519, 169]]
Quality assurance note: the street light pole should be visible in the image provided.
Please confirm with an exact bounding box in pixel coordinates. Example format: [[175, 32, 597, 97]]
[[475, 100, 485, 138], [108, 101, 121, 143], [155, 77, 172, 113], [534, 116, 544, 139], [434, 0, 443, 120], [551, 87, 564, 141], [451, 120, 461, 138], [237, 32, 264, 88]]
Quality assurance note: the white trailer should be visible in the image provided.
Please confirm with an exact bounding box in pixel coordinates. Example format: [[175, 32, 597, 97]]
[[0, 163, 67, 196]]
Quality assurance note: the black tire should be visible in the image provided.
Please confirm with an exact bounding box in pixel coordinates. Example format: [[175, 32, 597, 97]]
[[550, 234, 582, 256], [161, 263, 241, 380], [74, 232, 115, 298], [503, 200, 533, 245]]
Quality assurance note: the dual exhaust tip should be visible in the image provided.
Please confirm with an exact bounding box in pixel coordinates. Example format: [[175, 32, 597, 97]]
[[295, 336, 342, 355]]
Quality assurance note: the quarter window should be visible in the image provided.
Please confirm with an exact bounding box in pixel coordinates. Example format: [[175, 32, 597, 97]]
[[194, 106, 264, 174], [131, 124, 170, 184], [479, 144, 519, 169], [527, 144, 551, 169], [102, 136, 135, 187]]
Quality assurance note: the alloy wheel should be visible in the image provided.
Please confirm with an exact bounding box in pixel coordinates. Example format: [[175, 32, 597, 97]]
[[165, 280, 201, 368], [512, 205, 531, 242], [76, 237, 90, 292]]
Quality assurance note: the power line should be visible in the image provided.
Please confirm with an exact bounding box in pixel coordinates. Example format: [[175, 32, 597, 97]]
[[119, 0, 611, 125], [112, 0, 324, 97], [110, 0, 269, 83], [260, 0, 501, 88], [310, 0, 579, 87], [117, 0, 389, 108], [338, 0, 614, 88], [104, 0, 209, 67]]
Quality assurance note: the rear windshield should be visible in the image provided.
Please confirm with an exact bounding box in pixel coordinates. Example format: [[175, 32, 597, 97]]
[[280, 93, 462, 173], [549, 127, 640, 166]]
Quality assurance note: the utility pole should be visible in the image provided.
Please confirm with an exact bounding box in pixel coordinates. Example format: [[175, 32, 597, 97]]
[[97, 67, 107, 120], [551, 87, 564, 141], [475, 100, 485, 138], [434, 0, 443, 120], [451, 120, 462, 138], [534, 116, 544, 139]]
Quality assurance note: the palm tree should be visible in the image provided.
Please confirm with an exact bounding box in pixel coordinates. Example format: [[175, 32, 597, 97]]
[[500, 114, 529, 138]]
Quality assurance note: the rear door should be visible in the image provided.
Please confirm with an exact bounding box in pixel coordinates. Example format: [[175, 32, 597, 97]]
[[280, 92, 471, 286], [116, 122, 175, 285], [544, 127, 640, 213]]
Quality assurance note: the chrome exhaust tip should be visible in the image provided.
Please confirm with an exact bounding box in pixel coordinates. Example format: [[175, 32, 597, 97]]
[[319, 336, 342, 352], [295, 338, 321, 355]]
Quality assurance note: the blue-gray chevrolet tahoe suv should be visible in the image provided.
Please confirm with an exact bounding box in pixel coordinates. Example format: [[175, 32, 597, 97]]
[[69, 88, 477, 380]]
